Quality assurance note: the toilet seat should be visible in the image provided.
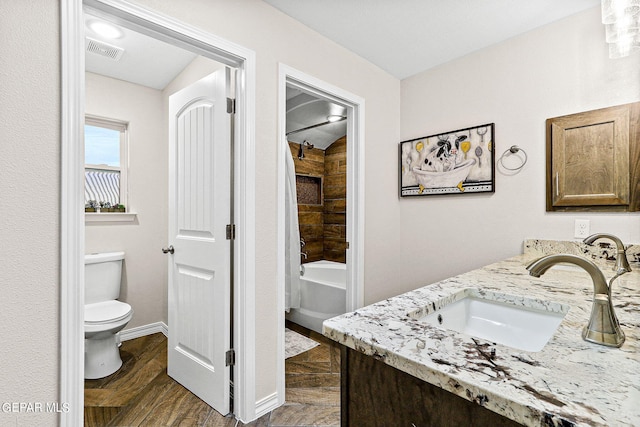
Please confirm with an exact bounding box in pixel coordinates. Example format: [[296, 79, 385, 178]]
[[85, 300, 132, 324]]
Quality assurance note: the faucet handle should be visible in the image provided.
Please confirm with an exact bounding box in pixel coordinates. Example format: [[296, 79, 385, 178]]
[[616, 250, 632, 273], [583, 233, 632, 273]]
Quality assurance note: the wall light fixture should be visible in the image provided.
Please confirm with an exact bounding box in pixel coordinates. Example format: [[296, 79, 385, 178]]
[[602, 0, 640, 58]]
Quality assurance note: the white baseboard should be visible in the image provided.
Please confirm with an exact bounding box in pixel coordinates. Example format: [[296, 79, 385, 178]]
[[254, 392, 280, 420], [118, 321, 168, 342]]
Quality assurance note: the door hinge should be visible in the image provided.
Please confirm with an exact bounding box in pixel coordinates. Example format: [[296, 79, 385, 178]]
[[226, 224, 235, 240], [225, 349, 235, 366], [226, 97, 236, 114]]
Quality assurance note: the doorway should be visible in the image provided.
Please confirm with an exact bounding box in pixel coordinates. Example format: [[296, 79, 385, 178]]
[[61, 0, 257, 424], [276, 65, 365, 405]]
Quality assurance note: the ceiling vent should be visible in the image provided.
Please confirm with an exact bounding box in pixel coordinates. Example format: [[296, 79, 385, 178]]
[[86, 37, 125, 61]]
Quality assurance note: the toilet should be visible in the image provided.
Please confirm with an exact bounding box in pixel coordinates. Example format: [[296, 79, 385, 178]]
[[84, 251, 134, 379]]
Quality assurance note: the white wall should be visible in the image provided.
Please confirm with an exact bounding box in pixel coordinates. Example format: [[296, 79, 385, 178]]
[[8, 0, 635, 423], [85, 56, 223, 330], [163, 56, 224, 99], [0, 1, 60, 426], [133, 0, 401, 403], [396, 6, 640, 296], [85, 72, 167, 329]]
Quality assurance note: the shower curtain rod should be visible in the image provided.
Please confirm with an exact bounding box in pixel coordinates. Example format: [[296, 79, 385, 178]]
[[286, 116, 346, 136]]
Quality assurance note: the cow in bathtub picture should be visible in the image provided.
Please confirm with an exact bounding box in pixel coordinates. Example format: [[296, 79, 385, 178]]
[[399, 123, 495, 196], [421, 134, 466, 173]]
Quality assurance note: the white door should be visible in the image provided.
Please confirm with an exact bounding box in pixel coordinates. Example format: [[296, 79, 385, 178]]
[[167, 69, 232, 414]]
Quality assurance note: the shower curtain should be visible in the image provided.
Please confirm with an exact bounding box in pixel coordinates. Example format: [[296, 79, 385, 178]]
[[285, 144, 301, 312]]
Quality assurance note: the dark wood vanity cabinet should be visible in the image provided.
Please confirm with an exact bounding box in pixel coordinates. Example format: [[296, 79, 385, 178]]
[[546, 102, 640, 212], [340, 346, 521, 427]]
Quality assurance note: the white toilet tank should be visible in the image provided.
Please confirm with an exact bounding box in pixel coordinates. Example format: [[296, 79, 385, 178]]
[[85, 252, 125, 305]]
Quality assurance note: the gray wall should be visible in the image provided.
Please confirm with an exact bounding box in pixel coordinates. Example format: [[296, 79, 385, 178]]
[[1, 1, 60, 425]]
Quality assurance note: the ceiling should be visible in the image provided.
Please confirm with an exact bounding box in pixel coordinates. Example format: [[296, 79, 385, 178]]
[[264, 0, 601, 79], [84, 13, 197, 90], [84, 1, 600, 150], [286, 87, 347, 149], [84, 11, 347, 150]]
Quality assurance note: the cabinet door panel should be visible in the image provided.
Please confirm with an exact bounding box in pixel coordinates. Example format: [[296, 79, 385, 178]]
[[547, 104, 631, 209]]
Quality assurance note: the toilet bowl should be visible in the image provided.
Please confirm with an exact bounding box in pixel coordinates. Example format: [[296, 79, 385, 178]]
[[84, 252, 133, 379]]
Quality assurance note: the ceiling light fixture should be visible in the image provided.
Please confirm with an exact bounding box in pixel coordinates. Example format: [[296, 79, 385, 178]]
[[602, 0, 640, 58], [87, 20, 123, 40], [327, 115, 346, 123]]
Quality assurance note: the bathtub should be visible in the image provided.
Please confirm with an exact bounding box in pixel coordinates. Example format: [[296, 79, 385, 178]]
[[286, 260, 346, 333]]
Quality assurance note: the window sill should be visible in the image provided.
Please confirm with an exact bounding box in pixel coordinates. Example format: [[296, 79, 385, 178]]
[[85, 212, 137, 224]]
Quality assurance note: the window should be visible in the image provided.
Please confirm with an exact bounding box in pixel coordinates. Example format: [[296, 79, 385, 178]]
[[84, 115, 128, 210]]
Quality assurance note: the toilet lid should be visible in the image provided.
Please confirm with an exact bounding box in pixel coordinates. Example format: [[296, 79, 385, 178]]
[[85, 301, 132, 324]]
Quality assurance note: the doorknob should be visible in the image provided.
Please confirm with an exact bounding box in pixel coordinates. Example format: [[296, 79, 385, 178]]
[[162, 245, 175, 254]]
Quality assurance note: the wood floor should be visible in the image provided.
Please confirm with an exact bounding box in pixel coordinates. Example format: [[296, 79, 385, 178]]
[[85, 322, 340, 426]]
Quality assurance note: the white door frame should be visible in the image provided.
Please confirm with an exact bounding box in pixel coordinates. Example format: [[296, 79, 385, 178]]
[[276, 64, 365, 404], [60, 0, 257, 424]]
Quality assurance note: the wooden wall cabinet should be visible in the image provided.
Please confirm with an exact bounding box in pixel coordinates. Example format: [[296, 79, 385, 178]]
[[546, 102, 640, 212]]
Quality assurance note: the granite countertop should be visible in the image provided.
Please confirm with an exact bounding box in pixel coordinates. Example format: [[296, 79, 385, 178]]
[[323, 240, 639, 427]]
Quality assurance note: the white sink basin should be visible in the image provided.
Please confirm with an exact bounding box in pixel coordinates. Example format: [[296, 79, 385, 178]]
[[415, 289, 569, 352]]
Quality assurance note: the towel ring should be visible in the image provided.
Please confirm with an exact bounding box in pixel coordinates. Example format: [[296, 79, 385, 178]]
[[499, 145, 528, 171]]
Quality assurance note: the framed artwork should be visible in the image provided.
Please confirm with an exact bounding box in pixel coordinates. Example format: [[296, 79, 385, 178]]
[[399, 123, 495, 197]]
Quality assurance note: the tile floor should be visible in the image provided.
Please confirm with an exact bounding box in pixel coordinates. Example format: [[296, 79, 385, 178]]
[[84, 322, 340, 426]]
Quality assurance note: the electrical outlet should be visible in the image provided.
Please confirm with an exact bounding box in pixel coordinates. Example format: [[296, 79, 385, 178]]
[[574, 219, 590, 238]]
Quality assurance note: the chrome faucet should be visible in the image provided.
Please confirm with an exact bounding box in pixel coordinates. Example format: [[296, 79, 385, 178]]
[[300, 236, 309, 259], [526, 254, 626, 348], [300, 248, 308, 276], [583, 233, 632, 273]]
